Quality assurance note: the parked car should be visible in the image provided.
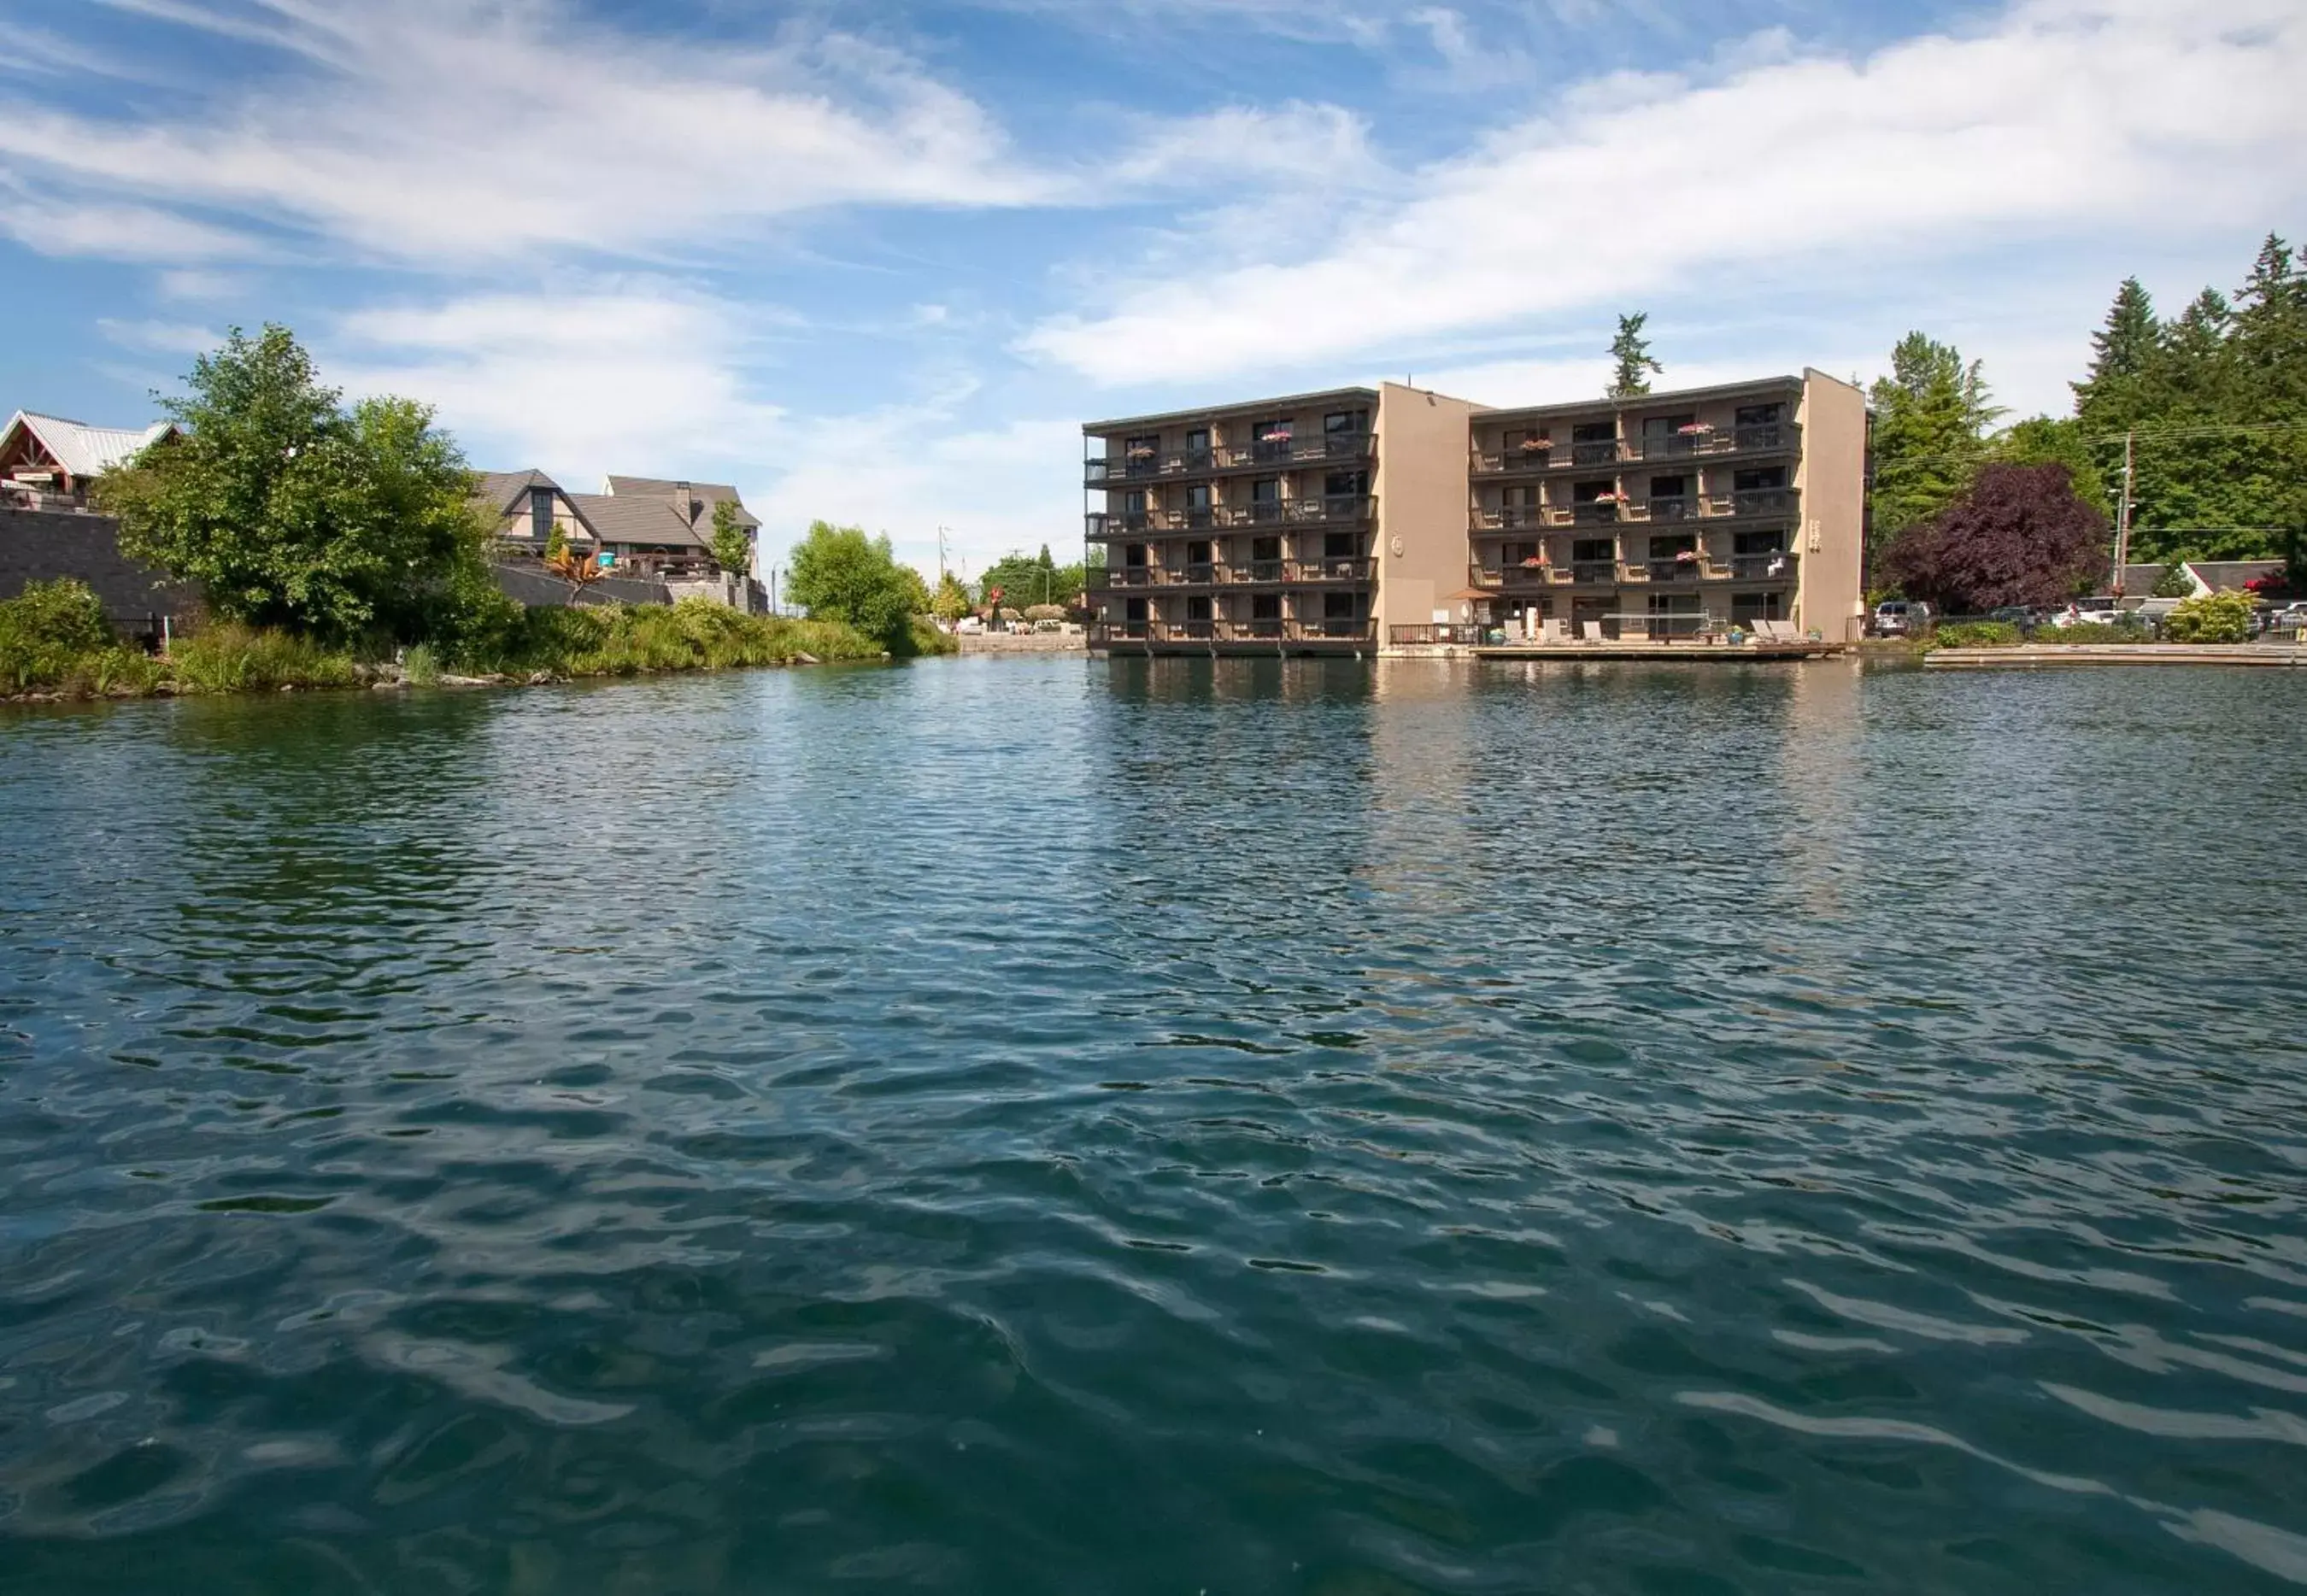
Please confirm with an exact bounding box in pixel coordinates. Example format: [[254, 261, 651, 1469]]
[[954, 615, 984, 635], [1871, 600, 1931, 637], [1986, 606, 2040, 631], [2269, 603, 2307, 635]]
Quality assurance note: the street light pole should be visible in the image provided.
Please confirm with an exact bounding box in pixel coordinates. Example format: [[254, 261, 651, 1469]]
[[2112, 430, 2134, 596]]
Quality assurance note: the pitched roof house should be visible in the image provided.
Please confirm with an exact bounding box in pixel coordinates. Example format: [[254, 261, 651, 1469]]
[[472, 468, 759, 579], [2, 411, 179, 507]]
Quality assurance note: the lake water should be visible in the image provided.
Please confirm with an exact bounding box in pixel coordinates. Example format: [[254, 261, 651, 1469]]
[[3, 656, 2306, 1594]]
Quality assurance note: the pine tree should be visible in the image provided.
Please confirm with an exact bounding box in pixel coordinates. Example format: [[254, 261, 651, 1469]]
[[1606, 314, 1663, 398], [2072, 277, 2159, 427], [1867, 333, 1999, 556]]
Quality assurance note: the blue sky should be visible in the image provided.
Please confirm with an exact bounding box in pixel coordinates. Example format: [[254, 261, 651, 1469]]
[[1, 0, 2300, 578]]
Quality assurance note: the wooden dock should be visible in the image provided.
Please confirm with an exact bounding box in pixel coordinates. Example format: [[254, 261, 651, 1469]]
[[1927, 643, 2307, 670], [1456, 641, 1846, 663]]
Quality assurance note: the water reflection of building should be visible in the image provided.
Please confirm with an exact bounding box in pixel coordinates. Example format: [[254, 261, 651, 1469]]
[[1081, 370, 1870, 654]]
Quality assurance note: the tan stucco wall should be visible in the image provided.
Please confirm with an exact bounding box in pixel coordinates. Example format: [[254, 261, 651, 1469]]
[[1373, 383, 1481, 637], [1796, 370, 1868, 643]]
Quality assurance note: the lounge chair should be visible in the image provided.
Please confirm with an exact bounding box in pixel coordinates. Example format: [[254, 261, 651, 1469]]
[[1541, 618, 1570, 643], [1577, 620, 1604, 643]]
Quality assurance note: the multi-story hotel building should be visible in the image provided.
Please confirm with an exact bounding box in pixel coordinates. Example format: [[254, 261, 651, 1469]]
[[1083, 370, 1868, 651], [1081, 383, 1478, 651]]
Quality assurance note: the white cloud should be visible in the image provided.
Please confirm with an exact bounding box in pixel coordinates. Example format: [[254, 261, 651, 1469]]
[[0, 193, 256, 261], [1107, 103, 1378, 188], [319, 281, 1078, 573], [1020, 0, 2307, 386], [96, 317, 225, 355], [0, 0, 1055, 263]]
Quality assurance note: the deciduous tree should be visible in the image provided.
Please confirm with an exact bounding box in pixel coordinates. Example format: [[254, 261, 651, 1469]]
[[1883, 462, 2107, 613], [784, 521, 919, 651], [96, 326, 486, 645]]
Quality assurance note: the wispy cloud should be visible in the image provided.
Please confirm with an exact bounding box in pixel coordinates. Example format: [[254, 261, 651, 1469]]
[[1, 1, 1056, 264], [1021, 0, 2307, 386]]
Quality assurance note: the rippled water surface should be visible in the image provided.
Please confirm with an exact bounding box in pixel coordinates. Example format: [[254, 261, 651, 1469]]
[[4, 656, 2307, 1593]]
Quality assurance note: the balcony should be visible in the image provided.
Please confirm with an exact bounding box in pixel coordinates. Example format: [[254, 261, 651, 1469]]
[[1089, 559, 1371, 589], [1089, 619, 1376, 647], [1646, 559, 1704, 584], [1726, 552, 1798, 581], [1726, 487, 1796, 519], [1470, 504, 1567, 532], [1084, 431, 1374, 485], [1572, 501, 1623, 526], [1570, 560, 1617, 585], [1470, 420, 1801, 476], [1641, 496, 1696, 524]]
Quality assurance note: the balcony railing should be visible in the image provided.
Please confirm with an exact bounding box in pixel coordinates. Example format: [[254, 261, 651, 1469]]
[[1470, 505, 1564, 531], [1085, 431, 1375, 484], [1088, 560, 1373, 590], [1643, 496, 1695, 524], [1570, 560, 1617, 585], [1573, 501, 1623, 525], [1469, 420, 1799, 474], [1089, 619, 1376, 646], [1647, 559, 1704, 584], [1729, 487, 1796, 518], [1728, 552, 1798, 580]]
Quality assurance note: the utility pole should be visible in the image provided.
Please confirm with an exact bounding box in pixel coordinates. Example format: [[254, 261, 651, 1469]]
[[936, 525, 950, 584], [2112, 430, 2134, 596]]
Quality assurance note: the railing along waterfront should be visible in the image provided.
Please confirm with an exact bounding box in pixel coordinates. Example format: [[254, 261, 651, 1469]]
[[1388, 623, 1488, 646]]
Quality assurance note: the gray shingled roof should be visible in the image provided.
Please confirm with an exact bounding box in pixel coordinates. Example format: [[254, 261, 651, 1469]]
[[473, 467, 560, 516], [2187, 560, 2286, 595], [605, 475, 760, 532], [566, 492, 711, 552]]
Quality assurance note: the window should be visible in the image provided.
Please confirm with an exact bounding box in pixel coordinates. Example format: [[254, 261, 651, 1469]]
[[1125, 434, 1160, 475], [530, 486, 554, 540], [1252, 419, 1291, 461], [1731, 591, 1785, 623], [1570, 421, 1617, 465], [1252, 535, 1280, 563], [1324, 409, 1369, 435], [1125, 596, 1148, 621], [1186, 596, 1212, 621], [1324, 591, 1359, 619], [1124, 543, 1148, 568], [1641, 414, 1697, 455], [1650, 535, 1696, 558], [1735, 402, 1784, 428], [1185, 540, 1212, 566], [1185, 427, 1211, 461], [1733, 530, 1786, 555], [1185, 484, 1212, 525], [1734, 466, 1787, 491], [1572, 538, 1615, 562], [1252, 594, 1281, 620], [1324, 531, 1355, 559]]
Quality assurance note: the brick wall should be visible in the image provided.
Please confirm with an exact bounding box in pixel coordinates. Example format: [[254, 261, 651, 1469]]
[[0, 508, 196, 637]]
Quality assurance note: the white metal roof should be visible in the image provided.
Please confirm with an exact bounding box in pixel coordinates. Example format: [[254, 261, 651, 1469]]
[[3, 411, 176, 478]]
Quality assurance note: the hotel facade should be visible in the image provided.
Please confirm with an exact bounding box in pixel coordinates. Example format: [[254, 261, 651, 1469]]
[[1083, 371, 1868, 651]]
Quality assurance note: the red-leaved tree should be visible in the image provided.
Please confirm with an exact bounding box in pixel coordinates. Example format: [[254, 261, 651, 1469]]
[[1884, 463, 2108, 612]]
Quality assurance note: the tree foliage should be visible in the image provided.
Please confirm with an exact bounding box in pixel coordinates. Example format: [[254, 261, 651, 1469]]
[[709, 499, 754, 579], [2069, 235, 2307, 561], [784, 521, 921, 651], [2151, 560, 2196, 598], [1606, 313, 1663, 399], [1883, 463, 2107, 613], [978, 544, 1083, 612], [95, 325, 488, 645], [931, 571, 972, 621], [1867, 332, 2001, 554], [2163, 590, 2255, 643]]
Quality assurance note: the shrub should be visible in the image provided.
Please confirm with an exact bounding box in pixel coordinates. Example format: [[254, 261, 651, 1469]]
[[0, 579, 116, 690], [167, 622, 359, 692], [1927, 620, 2022, 650], [402, 643, 443, 686], [2165, 590, 2254, 643]]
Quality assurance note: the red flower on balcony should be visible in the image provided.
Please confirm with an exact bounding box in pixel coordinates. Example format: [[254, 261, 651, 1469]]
[[1677, 423, 1714, 436], [1260, 431, 1291, 443], [1520, 555, 1547, 568], [1519, 437, 1553, 451]]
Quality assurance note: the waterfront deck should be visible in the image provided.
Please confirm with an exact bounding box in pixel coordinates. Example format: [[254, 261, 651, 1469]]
[[1927, 643, 2307, 670], [1452, 640, 1846, 663]]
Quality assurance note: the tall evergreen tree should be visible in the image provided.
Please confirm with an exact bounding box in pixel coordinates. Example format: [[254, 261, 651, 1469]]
[[1867, 332, 2000, 558], [1606, 313, 1663, 398], [2071, 277, 2159, 428]]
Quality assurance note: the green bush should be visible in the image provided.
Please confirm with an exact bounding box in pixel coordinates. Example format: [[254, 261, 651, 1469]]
[[449, 599, 895, 677], [0, 579, 117, 689], [167, 622, 359, 692], [1927, 621, 2022, 650], [2164, 590, 2254, 644], [402, 642, 443, 686]]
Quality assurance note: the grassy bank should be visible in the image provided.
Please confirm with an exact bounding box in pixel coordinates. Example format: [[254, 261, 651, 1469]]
[[1, 581, 948, 702]]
